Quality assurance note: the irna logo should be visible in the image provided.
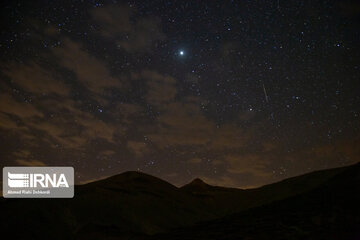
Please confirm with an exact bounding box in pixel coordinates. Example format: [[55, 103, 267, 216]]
[[3, 167, 74, 198], [8, 172, 69, 188]]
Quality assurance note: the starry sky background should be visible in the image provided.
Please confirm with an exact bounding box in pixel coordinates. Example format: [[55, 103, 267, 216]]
[[0, 0, 359, 188]]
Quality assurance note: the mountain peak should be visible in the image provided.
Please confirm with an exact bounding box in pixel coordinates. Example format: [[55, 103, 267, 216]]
[[105, 170, 155, 182], [85, 170, 178, 191], [181, 178, 212, 191], [189, 178, 207, 185]]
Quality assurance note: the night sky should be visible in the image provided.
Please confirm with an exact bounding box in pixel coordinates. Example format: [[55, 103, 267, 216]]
[[0, 0, 359, 188]]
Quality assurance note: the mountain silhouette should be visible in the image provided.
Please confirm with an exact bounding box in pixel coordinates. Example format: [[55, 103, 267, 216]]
[[0, 163, 359, 240], [182, 178, 209, 190], [152, 163, 360, 240]]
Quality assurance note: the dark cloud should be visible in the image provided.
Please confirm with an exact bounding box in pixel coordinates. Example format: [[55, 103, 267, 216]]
[[15, 159, 46, 166], [91, 5, 165, 52], [141, 70, 177, 105], [52, 38, 123, 97], [0, 93, 44, 119], [4, 63, 70, 96], [127, 141, 150, 158]]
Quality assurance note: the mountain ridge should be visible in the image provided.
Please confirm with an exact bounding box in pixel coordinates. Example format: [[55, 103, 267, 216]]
[[0, 162, 358, 240], [151, 162, 360, 240]]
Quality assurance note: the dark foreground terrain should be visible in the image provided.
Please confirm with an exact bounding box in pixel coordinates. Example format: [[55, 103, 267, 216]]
[[1, 163, 359, 239]]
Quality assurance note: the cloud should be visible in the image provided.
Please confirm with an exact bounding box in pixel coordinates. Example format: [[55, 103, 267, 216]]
[[24, 102, 120, 149], [135, 71, 250, 152], [238, 109, 257, 122], [1, 35, 124, 149], [146, 73, 177, 105], [193, 153, 274, 188], [75, 113, 117, 144], [16, 159, 46, 166], [0, 113, 18, 129], [113, 103, 143, 124], [224, 154, 271, 178], [3, 62, 70, 96], [148, 102, 215, 147], [127, 141, 149, 158], [13, 150, 31, 158], [100, 150, 116, 156], [312, 138, 360, 166], [188, 158, 202, 164], [262, 142, 277, 152], [147, 101, 249, 150], [52, 38, 122, 95], [210, 124, 249, 150], [0, 36, 128, 152], [91, 5, 165, 52], [131, 70, 177, 106], [0, 93, 44, 119], [185, 73, 200, 84], [0, 90, 121, 153], [0, 32, 131, 165]]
